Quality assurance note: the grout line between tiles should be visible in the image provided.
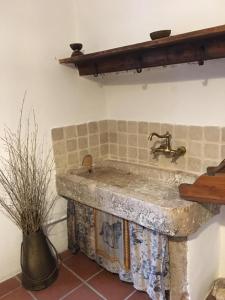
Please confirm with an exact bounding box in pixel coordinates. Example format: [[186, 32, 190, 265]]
[[124, 289, 137, 300], [14, 275, 37, 300], [81, 281, 107, 300], [61, 254, 73, 263], [59, 282, 84, 300], [28, 290, 38, 300], [0, 286, 21, 300], [15, 275, 21, 282], [63, 263, 107, 300], [85, 269, 104, 282]]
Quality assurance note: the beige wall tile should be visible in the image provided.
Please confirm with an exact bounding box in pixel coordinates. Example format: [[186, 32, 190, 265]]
[[187, 157, 202, 173], [67, 152, 78, 165], [175, 156, 186, 171], [54, 154, 67, 169], [64, 125, 77, 139], [118, 120, 127, 132], [53, 119, 225, 175], [55, 167, 67, 175], [138, 122, 148, 134], [100, 132, 108, 144], [89, 147, 100, 159], [221, 145, 225, 158], [119, 145, 127, 157], [100, 144, 109, 156], [204, 126, 220, 142], [128, 147, 137, 159], [188, 141, 202, 158], [204, 143, 219, 159], [109, 132, 117, 143], [88, 122, 99, 134], [138, 149, 148, 161], [77, 124, 88, 136], [128, 134, 138, 147], [108, 120, 117, 132], [109, 144, 118, 156], [189, 126, 203, 140], [52, 128, 64, 141], [118, 133, 127, 145], [148, 153, 158, 166], [66, 139, 77, 152], [99, 120, 108, 133], [78, 136, 88, 149], [128, 121, 138, 134], [174, 125, 187, 139], [159, 156, 175, 169], [222, 128, 225, 143], [138, 135, 148, 148], [89, 134, 99, 147], [53, 141, 66, 155]]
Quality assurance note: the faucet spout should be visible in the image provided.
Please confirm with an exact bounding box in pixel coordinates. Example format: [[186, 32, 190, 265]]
[[148, 131, 186, 162], [148, 131, 171, 141]]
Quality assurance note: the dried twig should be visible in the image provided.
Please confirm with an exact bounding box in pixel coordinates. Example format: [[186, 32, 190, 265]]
[[0, 100, 56, 234]]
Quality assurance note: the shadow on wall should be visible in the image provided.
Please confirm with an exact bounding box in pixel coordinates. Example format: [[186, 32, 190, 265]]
[[86, 58, 225, 86]]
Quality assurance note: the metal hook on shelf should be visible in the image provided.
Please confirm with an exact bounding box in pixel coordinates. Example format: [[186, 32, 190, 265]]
[[198, 45, 205, 66], [136, 56, 143, 73], [93, 63, 99, 77]]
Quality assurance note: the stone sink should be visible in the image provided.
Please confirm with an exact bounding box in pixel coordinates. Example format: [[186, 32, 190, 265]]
[[56, 159, 219, 237]]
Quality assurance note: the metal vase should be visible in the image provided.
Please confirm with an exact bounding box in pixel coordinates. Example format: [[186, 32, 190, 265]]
[[21, 228, 59, 291]]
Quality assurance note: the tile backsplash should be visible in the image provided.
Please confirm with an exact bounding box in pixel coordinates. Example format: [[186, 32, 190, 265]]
[[52, 120, 224, 175]]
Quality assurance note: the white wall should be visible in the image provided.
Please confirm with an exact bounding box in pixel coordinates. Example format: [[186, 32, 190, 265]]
[[75, 1, 225, 298], [0, 0, 106, 282], [76, 0, 225, 52], [187, 216, 221, 300], [103, 63, 225, 126]]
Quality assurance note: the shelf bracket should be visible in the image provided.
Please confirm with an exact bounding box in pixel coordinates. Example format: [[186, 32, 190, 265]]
[[136, 56, 143, 73], [198, 45, 206, 66], [93, 63, 99, 77]]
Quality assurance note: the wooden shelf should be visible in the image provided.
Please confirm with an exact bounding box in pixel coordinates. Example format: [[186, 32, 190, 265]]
[[59, 24, 225, 76]]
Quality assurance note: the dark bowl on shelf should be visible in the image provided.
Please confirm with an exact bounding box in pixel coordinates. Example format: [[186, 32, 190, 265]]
[[70, 43, 83, 51], [150, 30, 171, 40]]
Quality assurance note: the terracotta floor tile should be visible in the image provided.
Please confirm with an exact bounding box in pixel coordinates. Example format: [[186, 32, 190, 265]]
[[128, 290, 151, 300], [60, 250, 73, 261], [63, 285, 102, 300], [1, 287, 33, 300], [16, 273, 22, 282], [32, 265, 81, 300], [0, 277, 20, 298], [88, 270, 134, 300], [63, 252, 102, 280]]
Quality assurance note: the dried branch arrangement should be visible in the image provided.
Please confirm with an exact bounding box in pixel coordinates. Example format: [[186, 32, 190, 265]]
[[0, 102, 56, 234]]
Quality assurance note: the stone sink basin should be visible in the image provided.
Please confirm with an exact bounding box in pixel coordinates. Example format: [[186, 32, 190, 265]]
[[56, 160, 219, 237]]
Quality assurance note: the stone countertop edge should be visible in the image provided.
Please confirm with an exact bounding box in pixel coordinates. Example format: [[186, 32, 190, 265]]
[[56, 174, 220, 237]]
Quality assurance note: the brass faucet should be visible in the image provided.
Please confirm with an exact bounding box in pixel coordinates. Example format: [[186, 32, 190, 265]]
[[82, 154, 93, 173], [148, 131, 186, 162]]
